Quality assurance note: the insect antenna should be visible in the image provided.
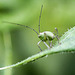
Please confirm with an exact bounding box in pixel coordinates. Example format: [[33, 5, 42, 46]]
[[38, 5, 43, 33], [3, 21, 39, 35]]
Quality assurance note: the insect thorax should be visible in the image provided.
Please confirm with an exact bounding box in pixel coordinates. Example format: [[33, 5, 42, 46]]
[[38, 31, 55, 41]]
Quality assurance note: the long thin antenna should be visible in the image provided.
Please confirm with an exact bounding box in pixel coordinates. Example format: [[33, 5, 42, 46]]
[[3, 21, 39, 35], [38, 5, 43, 33]]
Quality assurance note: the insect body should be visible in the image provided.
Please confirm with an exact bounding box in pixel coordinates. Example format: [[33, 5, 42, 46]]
[[37, 31, 56, 51], [38, 31, 55, 41], [3, 5, 60, 51]]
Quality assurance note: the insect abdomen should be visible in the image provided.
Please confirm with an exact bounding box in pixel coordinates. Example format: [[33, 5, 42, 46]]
[[38, 31, 55, 41], [44, 31, 55, 40]]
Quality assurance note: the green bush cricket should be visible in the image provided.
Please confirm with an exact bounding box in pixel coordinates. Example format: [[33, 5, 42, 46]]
[[3, 5, 60, 51]]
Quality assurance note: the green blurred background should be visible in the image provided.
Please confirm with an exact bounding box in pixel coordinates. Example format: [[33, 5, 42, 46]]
[[0, 0, 75, 75]]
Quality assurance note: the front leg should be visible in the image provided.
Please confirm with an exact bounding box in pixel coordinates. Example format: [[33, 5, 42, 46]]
[[47, 37, 52, 48], [43, 33, 50, 49], [43, 41, 50, 49], [37, 40, 42, 51]]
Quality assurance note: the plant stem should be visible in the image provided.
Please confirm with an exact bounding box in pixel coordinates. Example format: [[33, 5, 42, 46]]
[[3, 30, 12, 75]]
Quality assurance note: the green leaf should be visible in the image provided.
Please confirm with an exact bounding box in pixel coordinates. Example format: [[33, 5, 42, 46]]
[[0, 26, 75, 70]]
